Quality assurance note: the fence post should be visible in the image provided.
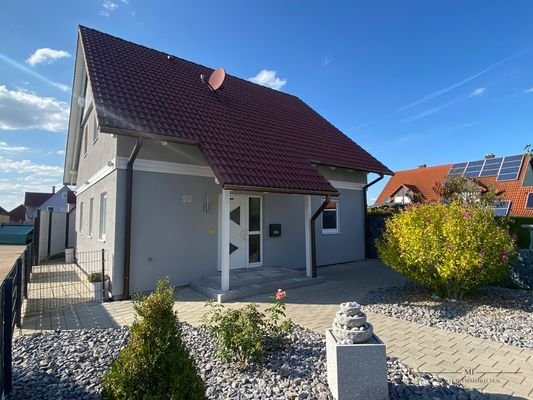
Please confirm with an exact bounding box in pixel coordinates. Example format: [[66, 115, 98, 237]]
[[101, 249, 106, 303], [3, 277, 13, 393], [15, 259, 22, 328], [23, 249, 28, 299]]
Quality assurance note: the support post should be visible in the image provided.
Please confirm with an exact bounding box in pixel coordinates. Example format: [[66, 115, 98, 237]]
[[101, 248, 106, 303], [15, 259, 22, 328], [220, 189, 230, 291], [304, 195, 312, 277]]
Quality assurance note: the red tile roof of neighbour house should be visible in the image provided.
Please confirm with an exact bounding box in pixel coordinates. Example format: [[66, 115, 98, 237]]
[[375, 164, 452, 204], [78, 26, 392, 195], [67, 191, 76, 205], [24, 192, 54, 208], [375, 156, 533, 217]]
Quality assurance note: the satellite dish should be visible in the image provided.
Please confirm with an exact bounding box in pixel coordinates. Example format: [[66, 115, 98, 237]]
[[207, 68, 226, 92]]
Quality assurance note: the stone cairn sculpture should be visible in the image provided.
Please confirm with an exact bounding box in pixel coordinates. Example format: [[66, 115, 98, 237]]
[[331, 302, 373, 344]]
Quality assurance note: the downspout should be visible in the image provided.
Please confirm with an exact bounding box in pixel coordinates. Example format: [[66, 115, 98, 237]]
[[123, 137, 144, 299], [363, 174, 385, 259], [310, 195, 331, 278]]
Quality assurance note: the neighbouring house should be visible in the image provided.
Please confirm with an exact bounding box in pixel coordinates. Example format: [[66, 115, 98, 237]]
[[375, 154, 533, 217], [24, 186, 75, 221], [63, 26, 392, 299], [9, 205, 26, 223], [0, 207, 9, 224]]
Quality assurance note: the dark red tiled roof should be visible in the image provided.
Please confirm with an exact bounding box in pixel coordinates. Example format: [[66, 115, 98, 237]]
[[0, 206, 8, 216], [67, 191, 76, 205], [79, 26, 391, 194], [9, 205, 26, 222], [24, 192, 53, 208]]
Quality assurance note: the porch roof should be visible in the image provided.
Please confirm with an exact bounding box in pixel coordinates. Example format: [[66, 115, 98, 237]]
[[77, 26, 391, 195]]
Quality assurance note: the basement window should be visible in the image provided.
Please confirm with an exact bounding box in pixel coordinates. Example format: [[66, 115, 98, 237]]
[[322, 199, 340, 234]]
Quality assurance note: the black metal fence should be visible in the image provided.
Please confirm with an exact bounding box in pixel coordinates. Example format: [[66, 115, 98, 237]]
[[24, 249, 109, 318], [0, 244, 31, 396]]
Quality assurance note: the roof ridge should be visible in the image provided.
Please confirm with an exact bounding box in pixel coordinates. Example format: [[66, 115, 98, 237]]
[[78, 25, 302, 101]]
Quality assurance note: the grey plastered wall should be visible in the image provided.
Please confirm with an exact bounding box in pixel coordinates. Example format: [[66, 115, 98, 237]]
[[314, 165, 367, 185], [76, 113, 117, 185], [262, 188, 366, 269], [75, 171, 119, 286], [127, 171, 221, 293], [117, 137, 207, 166]]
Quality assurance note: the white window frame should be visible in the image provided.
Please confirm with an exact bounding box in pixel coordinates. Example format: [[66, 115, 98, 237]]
[[526, 193, 533, 210], [88, 197, 94, 237], [79, 202, 84, 234], [322, 198, 340, 235], [83, 123, 88, 157], [92, 115, 99, 143], [99, 192, 107, 240]]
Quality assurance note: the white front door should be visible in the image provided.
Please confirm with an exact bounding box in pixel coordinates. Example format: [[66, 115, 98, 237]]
[[228, 194, 262, 269], [229, 195, 247, 269]]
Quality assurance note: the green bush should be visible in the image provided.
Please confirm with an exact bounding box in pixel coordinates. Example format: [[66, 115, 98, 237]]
[[88, 272, 109, 283], [376, 201, 516, 300], [101, 278, 205, 400], [202, 290, 293, 364]]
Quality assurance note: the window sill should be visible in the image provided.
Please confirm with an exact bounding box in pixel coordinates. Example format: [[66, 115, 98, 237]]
[[322, 230, 341, 235], [87, 235, 93, 239], [97, 238, 106, 243]]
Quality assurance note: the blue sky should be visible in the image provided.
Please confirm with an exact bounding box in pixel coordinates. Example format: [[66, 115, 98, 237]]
[[1, 1, 532, 210]]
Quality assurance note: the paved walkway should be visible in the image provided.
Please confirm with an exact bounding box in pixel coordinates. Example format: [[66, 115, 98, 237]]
[[19, 260, 533, 399], [0, 244, 26, 281]]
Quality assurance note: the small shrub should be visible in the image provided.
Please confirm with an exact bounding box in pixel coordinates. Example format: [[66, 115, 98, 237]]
[[376, 201, 516, 300], [202, 290, 293, 364], [101, 278, 205, 400], [88, 272, 109, 283]]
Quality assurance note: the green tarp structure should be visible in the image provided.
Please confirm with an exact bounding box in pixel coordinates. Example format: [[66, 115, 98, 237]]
[[0, 224, 33, 245]]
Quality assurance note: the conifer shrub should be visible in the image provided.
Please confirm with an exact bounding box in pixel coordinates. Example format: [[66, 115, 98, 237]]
[[101, 278, 205, 400], [376, 201, 515, 300]]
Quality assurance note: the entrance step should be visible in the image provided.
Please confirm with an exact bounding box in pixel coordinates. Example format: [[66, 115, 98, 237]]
[[189, 268, 326, 303]]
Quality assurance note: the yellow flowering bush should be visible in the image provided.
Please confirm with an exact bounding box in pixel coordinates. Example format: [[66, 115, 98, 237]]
[[376, 201, 515, 299]]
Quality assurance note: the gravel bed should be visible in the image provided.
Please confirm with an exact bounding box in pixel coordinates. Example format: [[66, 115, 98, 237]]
[[362, 285, 533, 348], [9, 325, 486, 400]]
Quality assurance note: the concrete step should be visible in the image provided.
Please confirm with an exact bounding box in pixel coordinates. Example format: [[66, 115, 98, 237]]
[[189, 274, 326, 303]]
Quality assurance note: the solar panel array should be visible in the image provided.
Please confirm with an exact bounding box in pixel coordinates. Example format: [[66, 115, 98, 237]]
[[448, 155, 524, 181]]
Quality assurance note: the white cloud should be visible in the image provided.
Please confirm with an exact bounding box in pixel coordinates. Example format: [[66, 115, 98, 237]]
[[0, 141, 29, 153], [56, 149, 65, 155], [0, 85, 69, 132], [523, 87, 533, 94], [0, 155, 63, 176], [248, 70, 287, 90], [0, 179, 62, 210], [469, 87, 486, 97], [100, 0, 119, 16], [26, 48, 71, 66]]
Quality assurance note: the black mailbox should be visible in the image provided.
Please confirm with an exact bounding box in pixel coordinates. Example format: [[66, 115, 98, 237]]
[[269, 224, 281, 237]]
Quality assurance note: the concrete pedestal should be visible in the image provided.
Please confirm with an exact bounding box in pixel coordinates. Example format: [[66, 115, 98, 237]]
[[326, 328, 388, 400]]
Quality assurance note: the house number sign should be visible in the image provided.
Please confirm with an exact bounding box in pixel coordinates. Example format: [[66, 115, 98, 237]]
[[182, 195, 193, 203]]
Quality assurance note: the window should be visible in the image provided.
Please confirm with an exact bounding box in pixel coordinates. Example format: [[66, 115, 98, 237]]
[[493, 200, 511, 217], [79, 202, 84, 233], [526, 193, 533, 209], [99, 193, 107, 240], [92, 115, 99, 143], [322, 199, 340, 234], [248, 197, 261, 263], [62, 192, 68, 199], [83, 123, 88, 156], [47, 206, 54, 212], [88, 198, 94, 237]]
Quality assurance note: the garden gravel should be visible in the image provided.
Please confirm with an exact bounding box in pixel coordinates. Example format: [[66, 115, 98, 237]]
[[8, 325, 486, 400], [362, 285, 533, 348]]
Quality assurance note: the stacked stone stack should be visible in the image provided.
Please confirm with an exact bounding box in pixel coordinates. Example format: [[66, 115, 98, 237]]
[[331, 302, 373, 344]]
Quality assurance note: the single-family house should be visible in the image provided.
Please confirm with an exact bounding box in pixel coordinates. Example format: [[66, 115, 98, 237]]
[[0, 207, 9, 224], [63, 26, 392, 299], [375, 154, 533, 217], [24, 186, 75, 221], [8, 205, 26, 223]]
